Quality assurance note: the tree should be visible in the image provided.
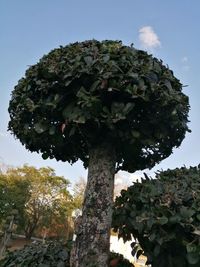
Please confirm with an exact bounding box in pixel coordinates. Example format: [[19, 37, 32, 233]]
[[113, 166, 200, 267], [72, 177, 86, 211], [0, 166, 73, 239], [0, 172, 30, 228], [8, 40, 190, 266]]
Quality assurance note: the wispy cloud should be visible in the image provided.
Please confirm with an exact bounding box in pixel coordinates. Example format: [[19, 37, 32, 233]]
[[181, 56, 190, 71], [181, 56, 188, 63], [139, 26, 161, 50]]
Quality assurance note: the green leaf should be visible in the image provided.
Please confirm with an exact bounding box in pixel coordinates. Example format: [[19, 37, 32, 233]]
[[187, 252, 200, 265], [123, 103, 135, 114], [84, 56, 93, 65], [127, 73, 139, 79], [49, 126, 56, 135], [180, 207, 195, 218], [169, 214, 181, 224], [34, 122, 48, 134], [158, 216, 168, 225], [186, 244, 197, 253], [103, 54, 110, 63], [74, 116, 85, 124], [69, 127, 76, 137], [90, 80, 100, 91], [42, 153, 49, 160], [132, 130, 140, 138], [149, 233, 156, 241], [164, 80, 173, 91]]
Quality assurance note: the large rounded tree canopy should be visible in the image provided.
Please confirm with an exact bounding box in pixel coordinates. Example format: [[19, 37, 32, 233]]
[[8, 40, 190, 172]]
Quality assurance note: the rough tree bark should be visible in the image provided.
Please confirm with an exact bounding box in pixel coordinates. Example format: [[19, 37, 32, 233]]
[[70, 142, 116, 267]]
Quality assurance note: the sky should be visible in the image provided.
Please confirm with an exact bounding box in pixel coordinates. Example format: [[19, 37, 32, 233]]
[[1, 0, 200, 185]]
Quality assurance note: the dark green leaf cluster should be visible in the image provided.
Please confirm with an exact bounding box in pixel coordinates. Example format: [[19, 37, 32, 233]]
[[112, 166, 200, 267], [8, 40, 190, 171], [109, 252, 134, 266], [0, 241, 70, 267], [0, 243, 134, 267]]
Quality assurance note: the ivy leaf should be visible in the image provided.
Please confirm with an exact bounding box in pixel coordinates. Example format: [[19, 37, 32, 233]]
[[69, 127, 76, 137], [180, 207, 194, 218], [84, 56, 93, 65], [158, 216, 168, 225], [169, 214, 181, 224], [42, 153, 49, 160], [34, 122, 48, 134], [187, 252, 200, 265], [132, 130, 140, 138], [90, 80, 100, 91], [49, 126, 56, 135], [186, 244, 197, 253], [103, 54, 110, 63], [74, 116, 85, 124]]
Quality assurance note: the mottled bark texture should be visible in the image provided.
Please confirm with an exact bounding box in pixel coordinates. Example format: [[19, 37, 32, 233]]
[[70, 142, 116, 267]]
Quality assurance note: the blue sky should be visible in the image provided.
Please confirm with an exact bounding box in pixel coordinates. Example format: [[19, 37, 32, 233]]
[[1, 0, 200, 183]]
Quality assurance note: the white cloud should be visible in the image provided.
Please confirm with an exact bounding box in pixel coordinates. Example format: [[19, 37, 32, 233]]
[[181, 56, 190, 71], [139, 26, 161, 49], [182, 56, 188, 63]]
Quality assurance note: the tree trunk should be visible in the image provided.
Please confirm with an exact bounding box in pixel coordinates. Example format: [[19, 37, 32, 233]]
[[25, 221, 38, 239], [70, 142, 116, 267]]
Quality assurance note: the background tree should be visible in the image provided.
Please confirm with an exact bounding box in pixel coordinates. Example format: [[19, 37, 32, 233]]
[[0, 166, 73, 240], [0, 210, 19, 258], [113, 166, 200, 267], [8, 40, 190, 266], [72, 177, 86, 211], [0, 172, 30, 230]]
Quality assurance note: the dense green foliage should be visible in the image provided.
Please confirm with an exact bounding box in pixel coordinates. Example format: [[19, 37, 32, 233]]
[[0, 242, 134, 267], [0, 171, 30, 228], [113, 166, 200, 267], [0, 166, 73, 239], [8, 40, 189, 172], [0, 241, 70, 267]]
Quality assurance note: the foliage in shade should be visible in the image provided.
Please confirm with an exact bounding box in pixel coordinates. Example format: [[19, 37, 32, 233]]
[[112, 166, 200, 267], [109, 252, 134, 266], [0, 242, 134, 267], [8, 40, 190, 172], [0, 241, 71, 267]]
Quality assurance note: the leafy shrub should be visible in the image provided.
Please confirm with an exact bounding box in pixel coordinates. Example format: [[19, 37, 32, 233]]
[[0, 241, 70, 267], [0, 241, 134, 267], [113, 166, 200, 267]]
